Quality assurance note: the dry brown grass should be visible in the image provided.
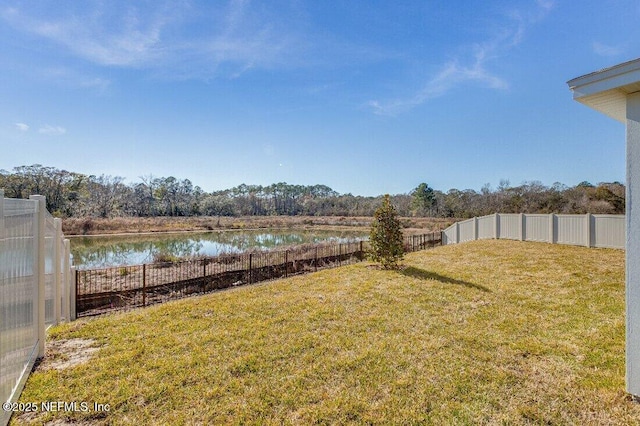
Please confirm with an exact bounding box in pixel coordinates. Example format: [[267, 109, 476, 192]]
[[62, 215, 454, 236]]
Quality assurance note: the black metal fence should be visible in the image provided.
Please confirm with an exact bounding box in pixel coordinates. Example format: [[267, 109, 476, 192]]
[[76, 232, 442, 317]]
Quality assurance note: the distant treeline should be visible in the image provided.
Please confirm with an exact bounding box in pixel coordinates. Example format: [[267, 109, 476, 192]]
[[0, 165, 625, 219]]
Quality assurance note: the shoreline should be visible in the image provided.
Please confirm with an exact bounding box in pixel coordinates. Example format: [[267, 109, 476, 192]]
[[66, 225, 371, 239], [63, 215, 454, 237]]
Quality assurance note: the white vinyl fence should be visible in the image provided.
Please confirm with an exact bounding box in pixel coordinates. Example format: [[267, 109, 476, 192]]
[[1, 191, 74, 426], [442, 213, 625, 249]]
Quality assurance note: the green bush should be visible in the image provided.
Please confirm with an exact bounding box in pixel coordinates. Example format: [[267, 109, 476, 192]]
[[369, 194, 404, 269]]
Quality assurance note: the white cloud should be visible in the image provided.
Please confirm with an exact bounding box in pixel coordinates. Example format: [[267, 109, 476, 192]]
[[593, 41, 624, 57], [536, 0, 555, 12], [14, 122, 29, 131], [368, 2, 554, 116], [1, 1, 301, 80], [39, 125, 66, 135], [1, 4, 169, 67], [37, 67, 111, 93]]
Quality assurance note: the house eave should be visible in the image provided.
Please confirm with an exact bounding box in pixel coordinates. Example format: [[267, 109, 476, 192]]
[[568, 58, 640, 123]]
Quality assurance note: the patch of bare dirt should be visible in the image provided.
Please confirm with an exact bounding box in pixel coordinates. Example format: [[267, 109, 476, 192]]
[[16, 340, 103, 424], [38, 338, 100, 371]]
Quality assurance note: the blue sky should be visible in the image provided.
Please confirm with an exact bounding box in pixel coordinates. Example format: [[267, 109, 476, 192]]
[[0, 0, 638, 196]]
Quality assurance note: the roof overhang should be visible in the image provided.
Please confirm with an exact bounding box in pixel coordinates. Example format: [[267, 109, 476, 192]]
[[567, 58, 640, 123]]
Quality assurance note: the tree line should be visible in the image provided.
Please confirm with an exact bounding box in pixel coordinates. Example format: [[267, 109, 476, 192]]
[[0, 165, 625, 219]]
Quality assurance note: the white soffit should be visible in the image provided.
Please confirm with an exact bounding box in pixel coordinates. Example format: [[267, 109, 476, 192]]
[[567, 58, 640, 123]]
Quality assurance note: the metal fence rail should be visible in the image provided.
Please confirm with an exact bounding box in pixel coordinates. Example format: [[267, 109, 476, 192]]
[[442, 213, 625, 249], [1, 192, 73, 426], [76, 232, 443, 317]]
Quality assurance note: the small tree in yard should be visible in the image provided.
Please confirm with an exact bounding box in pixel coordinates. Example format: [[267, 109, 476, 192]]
[[369, 194, 404, 269]]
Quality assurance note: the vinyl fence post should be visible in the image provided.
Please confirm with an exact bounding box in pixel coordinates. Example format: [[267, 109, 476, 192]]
[[71, 267, 77, 320], [0, 189, 4, 240], [53, 218, 62, 324], [30, 195, 46, 358], [495, 213, 499, 239], [585, 213, 592, 248], [0, 191, 4, 331], [473, 217, 478, 241], [549, 213, 555, 244], [0, 192, 3, 353], [519, 213, 525, 241], [63, 239, 71, 321]]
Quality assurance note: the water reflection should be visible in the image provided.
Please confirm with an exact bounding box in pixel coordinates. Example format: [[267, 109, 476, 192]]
[[71, 230, 367, 269]]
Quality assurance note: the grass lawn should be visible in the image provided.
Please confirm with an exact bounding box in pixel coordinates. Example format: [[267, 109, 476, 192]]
[[11, 240, 639, 425]]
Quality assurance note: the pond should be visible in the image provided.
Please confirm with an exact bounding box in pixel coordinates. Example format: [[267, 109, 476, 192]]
[[70, 229, 368, 269]]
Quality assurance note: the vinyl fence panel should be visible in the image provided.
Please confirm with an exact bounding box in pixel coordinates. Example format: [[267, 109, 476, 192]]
[[498, 214, 521, 240], [477, 215, 495, 239], [556, 215, 587, 246], [593, 214, 625, 249], [442, 213, 624, 249], [442, 224, 457, 245], [1, 193, 74, 426], [0, 197, 39, 426], [458, 218, 476, 243], [525, 214, 550, 243]]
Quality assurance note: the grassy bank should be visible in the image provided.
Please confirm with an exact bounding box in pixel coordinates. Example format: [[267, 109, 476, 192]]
[[62, 215, 454, 236], [13, 240, 636, 424]]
